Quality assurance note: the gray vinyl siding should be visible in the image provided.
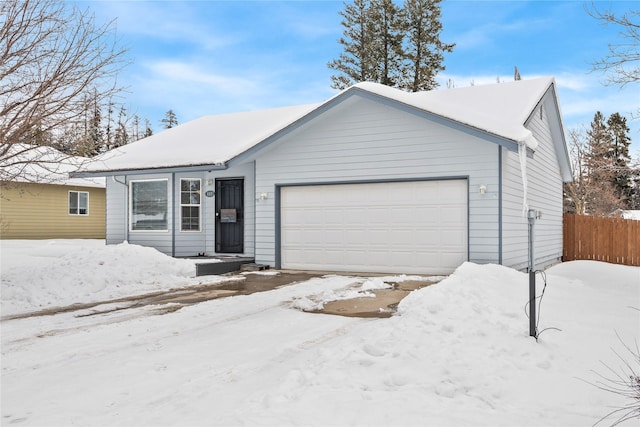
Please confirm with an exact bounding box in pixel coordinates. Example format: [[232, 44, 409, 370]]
[[251, 93, 501, 268], [105, 166, 255, 258], [501, 94, 564, 270], [105, 177, 127, 245]]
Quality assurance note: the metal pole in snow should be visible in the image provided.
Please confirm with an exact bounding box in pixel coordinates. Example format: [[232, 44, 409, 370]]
[[527, 209, 537, 338]]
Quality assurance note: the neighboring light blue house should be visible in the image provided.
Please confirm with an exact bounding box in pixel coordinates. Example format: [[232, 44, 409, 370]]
[[74, 77, 572, 274]]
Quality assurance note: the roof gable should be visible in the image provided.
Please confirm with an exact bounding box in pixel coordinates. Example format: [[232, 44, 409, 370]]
[[352, 78, 555, 150]]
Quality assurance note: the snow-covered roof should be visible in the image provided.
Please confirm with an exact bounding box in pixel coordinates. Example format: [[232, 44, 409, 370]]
[[79, 78, 557, 174], [84, 104, 320, 173], [1, 144, 105, 188], [621, 210, 640, 221], [354, 77, 553, 150]]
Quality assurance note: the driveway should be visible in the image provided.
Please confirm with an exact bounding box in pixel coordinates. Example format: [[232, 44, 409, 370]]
[[3, 271, 440, 321]]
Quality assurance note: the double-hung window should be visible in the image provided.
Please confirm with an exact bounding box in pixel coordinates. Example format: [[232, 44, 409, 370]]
[[130, 179, 168, 231], [180, 178, 201, 231], [69, 191, 89, 215]]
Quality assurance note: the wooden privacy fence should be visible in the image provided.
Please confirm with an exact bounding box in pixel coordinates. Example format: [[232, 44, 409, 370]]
[[563, 213, 640, 266]]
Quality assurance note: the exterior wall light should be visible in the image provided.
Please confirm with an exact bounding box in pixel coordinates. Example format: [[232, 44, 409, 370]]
[[479, 184, 487, 194]]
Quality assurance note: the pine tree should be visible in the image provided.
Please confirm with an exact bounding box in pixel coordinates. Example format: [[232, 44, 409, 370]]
[[401, 0, 454, 91], [586, 111, 611, 175], [130, 114, 140, 142], [161, 109, 178, 129], [144, 118, 153, 137], [369, 0, 405, 87], [328, 0, 453, 91], [576, 111, 637, 214], [328, 0, 377, 89], [73, 90, 104, 157], [582, 112, 620, 215], [112, 105, 128, 149], [606, 112, 634, 205], [514, 66, 521, 81]]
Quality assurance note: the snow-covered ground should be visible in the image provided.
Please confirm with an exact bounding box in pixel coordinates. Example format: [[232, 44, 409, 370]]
[[1, 240, 639, 426]]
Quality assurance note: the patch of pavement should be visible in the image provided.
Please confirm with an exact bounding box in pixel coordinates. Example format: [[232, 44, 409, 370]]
[[1, 271, 442, 321], [310, 280, 439, 318]]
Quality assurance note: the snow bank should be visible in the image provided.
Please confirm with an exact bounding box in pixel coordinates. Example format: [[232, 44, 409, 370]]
[[1, 240, 638, 426], [1, 240, 206, 316]]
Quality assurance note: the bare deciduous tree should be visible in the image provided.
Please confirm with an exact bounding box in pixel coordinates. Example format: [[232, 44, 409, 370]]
[[563, 127, 622, 216], [587, 4, 640, 87], [564, 128, 591, 215], [0, 0, 127, 182]]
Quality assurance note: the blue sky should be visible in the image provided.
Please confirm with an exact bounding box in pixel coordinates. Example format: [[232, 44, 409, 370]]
[[84, 0, 639, 155]]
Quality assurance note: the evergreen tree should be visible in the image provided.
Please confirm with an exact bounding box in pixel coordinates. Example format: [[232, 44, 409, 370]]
[[369, 0, 405, 87], [144, 118, 153, 137], [328, 0, 377, 89], [161, 109, 178, 129], [328, 0, 453, 91], [577, 112, 620, 215], [112, 105, 128, 149], [514, 66, 521, 81], [73, 90, 104, 157], [573, 111, 637, 214], [606, 112, 634, 205], [586, 111, 611, 177], [130, 114, 140, 142], [401, 0, 454, 91]]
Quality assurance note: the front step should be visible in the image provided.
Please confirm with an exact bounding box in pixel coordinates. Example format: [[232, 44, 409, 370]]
[[240, 263, 270, 272], [194, 257, 255, 276]]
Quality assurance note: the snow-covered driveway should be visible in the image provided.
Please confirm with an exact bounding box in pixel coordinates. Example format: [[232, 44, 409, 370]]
[[1, 240, 639, 426]]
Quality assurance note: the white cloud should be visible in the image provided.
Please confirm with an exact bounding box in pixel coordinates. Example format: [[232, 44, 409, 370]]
[[145, 61, 259, 95], [92, 1, 240, 51]]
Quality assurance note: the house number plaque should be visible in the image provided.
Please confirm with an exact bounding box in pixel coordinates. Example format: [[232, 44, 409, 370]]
[[205, 190, 215, 197]]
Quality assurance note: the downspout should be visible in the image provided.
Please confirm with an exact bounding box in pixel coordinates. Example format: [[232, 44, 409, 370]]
[[253, 160, 257, 260], [171, 172, 176, 257], [498, 146, 503, 265]]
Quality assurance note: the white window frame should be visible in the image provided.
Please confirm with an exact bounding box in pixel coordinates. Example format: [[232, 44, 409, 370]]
[[180, 178, 201, 232], [129, 179, 169, 232], [68, 191, 89, 216]]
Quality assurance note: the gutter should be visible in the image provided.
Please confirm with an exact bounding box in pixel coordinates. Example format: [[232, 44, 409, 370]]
[[71, 162, 227, 178]]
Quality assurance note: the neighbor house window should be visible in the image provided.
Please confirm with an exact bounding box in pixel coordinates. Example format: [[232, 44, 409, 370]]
[[180, 178, 201, 231], [69, 191, 89, 215], [130, 179, 168, 231]]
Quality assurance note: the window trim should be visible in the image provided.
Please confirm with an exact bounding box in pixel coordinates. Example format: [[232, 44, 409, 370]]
[[129, 178, 169, 232], [179, 178, 202, 232], [68, 190, 89, 216]]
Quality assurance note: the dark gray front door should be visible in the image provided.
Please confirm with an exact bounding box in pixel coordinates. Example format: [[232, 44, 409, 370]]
[[215, 178, 244, 253]]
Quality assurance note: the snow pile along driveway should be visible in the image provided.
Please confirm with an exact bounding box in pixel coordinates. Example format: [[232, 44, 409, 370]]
[[1, 240, 639, 426], [1, 240, 216, 316]]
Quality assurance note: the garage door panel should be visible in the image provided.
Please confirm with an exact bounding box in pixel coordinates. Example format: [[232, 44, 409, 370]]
[[441, 206, 467, 223], [441, 229, 467, 245], [281, 180, 467, 274]]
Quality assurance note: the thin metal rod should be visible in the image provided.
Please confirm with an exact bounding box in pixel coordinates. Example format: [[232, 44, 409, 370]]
[[529, 270, 536, 337]]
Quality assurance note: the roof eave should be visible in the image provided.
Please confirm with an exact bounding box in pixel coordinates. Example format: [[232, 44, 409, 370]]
[[71, 162, 228, 178]]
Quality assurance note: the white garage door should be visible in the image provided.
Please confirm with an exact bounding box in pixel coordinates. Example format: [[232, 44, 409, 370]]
[[280, 180, 467, 274]]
